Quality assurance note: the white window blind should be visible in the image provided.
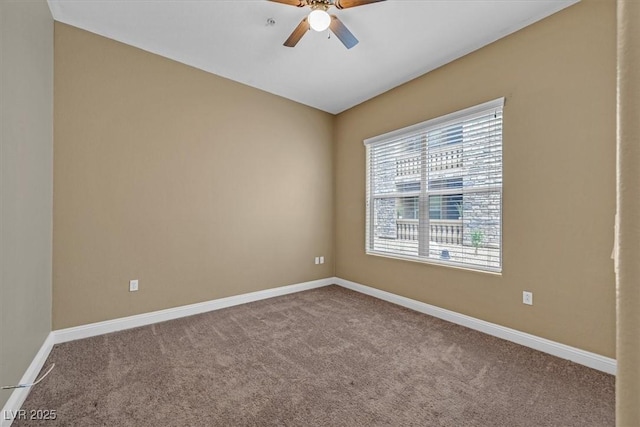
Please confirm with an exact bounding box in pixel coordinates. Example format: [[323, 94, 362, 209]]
[[364, 98, 504, 273]]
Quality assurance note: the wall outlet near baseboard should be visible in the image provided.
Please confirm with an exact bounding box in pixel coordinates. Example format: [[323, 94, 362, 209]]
[[129, 279, 139, 292], [523, 291, 533, 305]]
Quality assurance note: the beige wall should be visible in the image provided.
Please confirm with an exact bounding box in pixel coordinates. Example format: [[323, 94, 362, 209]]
[[53, 23, 334, 329], [616, 0, 640, 424], [335, 0, 616, 357], [0, 0, 53, 408]]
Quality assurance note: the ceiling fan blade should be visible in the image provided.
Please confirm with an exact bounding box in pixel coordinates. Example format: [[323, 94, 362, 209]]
[[284, 17, 310, 47], [268, 0, 306, 6], [329, 15, 359, 49], [334, 0, 385, 10]]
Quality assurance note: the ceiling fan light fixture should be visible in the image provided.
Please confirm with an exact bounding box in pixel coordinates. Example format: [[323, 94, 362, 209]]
[[308, 9, 331, 32]]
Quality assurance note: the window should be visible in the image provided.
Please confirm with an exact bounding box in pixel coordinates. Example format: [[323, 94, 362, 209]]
[[364, 98, 503, 272]]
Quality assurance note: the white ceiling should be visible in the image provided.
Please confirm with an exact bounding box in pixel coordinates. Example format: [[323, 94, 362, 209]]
[[47, 0, 579, 114]]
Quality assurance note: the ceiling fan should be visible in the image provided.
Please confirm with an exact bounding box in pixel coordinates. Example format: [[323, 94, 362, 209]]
[[269, 0, 386, 49]]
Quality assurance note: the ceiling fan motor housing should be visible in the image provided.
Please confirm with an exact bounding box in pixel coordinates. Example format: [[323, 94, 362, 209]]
[[308, 0, 332, 11]]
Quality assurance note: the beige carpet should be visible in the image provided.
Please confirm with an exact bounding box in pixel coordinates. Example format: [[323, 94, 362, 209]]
[[16, 285, 614, 426]]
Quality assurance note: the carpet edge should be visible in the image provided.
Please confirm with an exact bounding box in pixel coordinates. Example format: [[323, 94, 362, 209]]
[[53, 278, 335, 344], [1, 332, 55, 427], [335, 277, 617, 375]]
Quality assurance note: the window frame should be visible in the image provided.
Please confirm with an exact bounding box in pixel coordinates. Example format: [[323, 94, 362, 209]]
[[364, 98, 504, 274]]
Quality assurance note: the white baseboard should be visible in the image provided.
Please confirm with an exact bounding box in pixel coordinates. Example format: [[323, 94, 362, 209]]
[[54, 277, 335, 344], [1, 332, 55, 427], [47, 275, 619, 374], [334, 277, 617, 375]]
